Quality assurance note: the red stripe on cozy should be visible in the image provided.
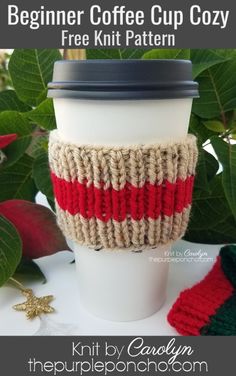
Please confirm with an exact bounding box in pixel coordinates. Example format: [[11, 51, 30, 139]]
[[50, 172, 194, 222], [167, 257, 234, 335]]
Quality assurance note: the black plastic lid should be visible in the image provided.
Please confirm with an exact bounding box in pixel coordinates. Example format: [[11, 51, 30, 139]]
[[48, 59, 199, 100]]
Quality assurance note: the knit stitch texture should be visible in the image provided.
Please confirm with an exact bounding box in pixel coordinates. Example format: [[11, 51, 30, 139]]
[[49, 130, 198, 250], [168, 245, 236, 336]]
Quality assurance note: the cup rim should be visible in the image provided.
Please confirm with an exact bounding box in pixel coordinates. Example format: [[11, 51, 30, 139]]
[[48, 59, 199, 100]]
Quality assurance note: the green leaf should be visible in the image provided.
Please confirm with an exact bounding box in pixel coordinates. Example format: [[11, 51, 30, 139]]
[[194, 149, 219, 192], [142, 49, 190, 60], [191, 49, 230, 79], [0, 215, 22, 287], [27, 99, 56, 130], [27, 133, 48, 159], [14, 258, 46, 284], [205, 151, 219, 181], [0, 111, 32, 167], [211, 136, 236, 219], [0, 90, 31, 113], [47, 198, 55, 212], [188, 176, 230, 231], [193, 58, 236, 119], [33, 152, 54, 201], [185, 214, 236, 244], [203, 120, 225, 133], [189, 115, 215, 143], [87, 49, 146, 59], [211, 50, 236, 59], [0, 154, 37, 202], [8, 49, 61, 107]]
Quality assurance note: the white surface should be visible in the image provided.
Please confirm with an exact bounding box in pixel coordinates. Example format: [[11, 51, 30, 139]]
[[74, 244, 169, 321], [0, 239, 219, 336], [54, 98, 193, 145]]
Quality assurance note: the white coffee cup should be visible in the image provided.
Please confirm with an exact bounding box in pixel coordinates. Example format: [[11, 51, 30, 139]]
[[48, 59, 198, 321]]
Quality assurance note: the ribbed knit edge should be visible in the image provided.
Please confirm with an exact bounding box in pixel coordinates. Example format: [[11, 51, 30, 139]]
[[168, 246, 236, 336]]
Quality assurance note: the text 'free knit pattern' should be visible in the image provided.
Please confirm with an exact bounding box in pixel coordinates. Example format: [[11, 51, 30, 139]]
[[49, 131, 198, 250]]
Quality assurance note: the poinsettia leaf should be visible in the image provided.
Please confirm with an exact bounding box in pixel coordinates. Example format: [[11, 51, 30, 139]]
[[189, 115, 215, 144], [46, 198, 55, 212], [205, 151, 219, 181], [187, 172, 236, 243], [33, 151, 54, 201], [0, 111, 32, 167], [0, 133, 17, 149], [0, 154, 37, 202], [27, 99, 56, 130], [190, 49, 230, 79], [193, 58, 236, 119], [143, 49, 190, 60], [211, 136, 236, 219], [187, 176, 230, 231], [0, 90, 31, 113], [9, 49, 61, 107], [27, 133, 48, 159], [87, 49, 146, 59], [0, 200, 70, 259], [194, 149, 219, 193], [203, 120, 225, 133], [14, 258, 47, 284], [0, 215, 22, 287], [185, 213, 236, 244]]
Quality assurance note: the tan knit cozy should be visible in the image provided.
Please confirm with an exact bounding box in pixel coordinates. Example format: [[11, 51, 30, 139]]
[[49, 130, 198, 250]]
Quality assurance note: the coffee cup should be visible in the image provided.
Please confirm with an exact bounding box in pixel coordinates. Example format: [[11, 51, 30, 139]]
[[48, 59, 198, 321]]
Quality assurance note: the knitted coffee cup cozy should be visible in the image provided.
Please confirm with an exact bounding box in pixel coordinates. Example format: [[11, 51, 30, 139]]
[[168, 245, 236, 335], [49, 130, 198, 250]]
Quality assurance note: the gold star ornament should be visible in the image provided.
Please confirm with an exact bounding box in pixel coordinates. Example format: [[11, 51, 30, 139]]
[[13, 288, 55, 320]]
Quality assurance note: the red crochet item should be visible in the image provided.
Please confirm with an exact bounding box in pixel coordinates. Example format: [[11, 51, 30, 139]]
[[168, 245, 236, 335]]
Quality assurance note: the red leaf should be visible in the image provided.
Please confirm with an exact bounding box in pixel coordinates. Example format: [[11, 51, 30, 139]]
[[0, 200, 70, 259], [0, 133, 17, 149]]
